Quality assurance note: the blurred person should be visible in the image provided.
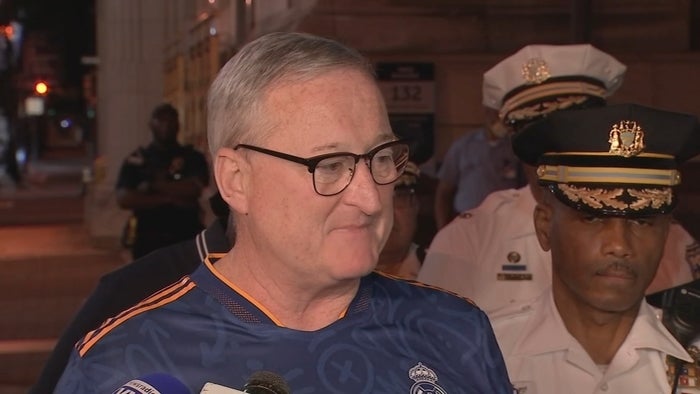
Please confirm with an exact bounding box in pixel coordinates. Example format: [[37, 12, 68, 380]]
[[418, 44, 700, 314], [29, 193, 232, 394], [116, 103, 210, 258], [55, 32, 513, 393], [376, 161, 423, 279], [433, 106, 521, 229], [491, 103, 700, 393]]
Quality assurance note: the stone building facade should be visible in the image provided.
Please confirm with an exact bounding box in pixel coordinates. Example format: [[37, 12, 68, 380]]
[[88, 0, 700, 243]]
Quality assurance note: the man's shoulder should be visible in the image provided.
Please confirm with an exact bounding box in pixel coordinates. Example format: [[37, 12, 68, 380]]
[[447, 188, 522, 226], [489, 298, 538, 323], [373, 273, 484, 313], [76, 277, 201, 357], [451, 128, 487, 148], [101, 238, 200, 286], [488, 298, 540, 349]]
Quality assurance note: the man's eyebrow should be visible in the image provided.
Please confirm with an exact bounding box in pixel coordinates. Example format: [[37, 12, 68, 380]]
[[308, 134, 397, 154]]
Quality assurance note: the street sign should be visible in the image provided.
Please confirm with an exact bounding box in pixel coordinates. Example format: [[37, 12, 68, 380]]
[[25, 96, 45, 116]]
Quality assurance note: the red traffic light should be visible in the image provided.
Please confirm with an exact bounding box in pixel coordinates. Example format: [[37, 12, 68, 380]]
[[35, 81, 49, 95]]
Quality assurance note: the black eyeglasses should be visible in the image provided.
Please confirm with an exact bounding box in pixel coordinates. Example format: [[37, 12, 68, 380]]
[[234, 140, 410, 196]]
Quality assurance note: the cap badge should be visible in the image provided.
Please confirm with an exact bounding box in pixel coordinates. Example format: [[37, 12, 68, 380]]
[[521, 57, 551, 84], [609, 120, 645, 157]]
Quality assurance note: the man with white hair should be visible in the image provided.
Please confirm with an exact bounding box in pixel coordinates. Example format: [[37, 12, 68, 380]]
[[55, 32, 513, 394]]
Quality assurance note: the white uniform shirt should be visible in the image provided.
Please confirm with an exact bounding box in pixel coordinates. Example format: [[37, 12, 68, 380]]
[[417, 186, 699, 314], [490, 291, 693, 394]]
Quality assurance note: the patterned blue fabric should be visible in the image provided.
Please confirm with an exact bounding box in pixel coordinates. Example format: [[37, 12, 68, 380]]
[[55, 261, 513, 394]]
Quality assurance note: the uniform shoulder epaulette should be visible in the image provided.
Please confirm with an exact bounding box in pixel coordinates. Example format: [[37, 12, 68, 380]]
[[456, 188, 520, 220], [489, 299, 536, 321]]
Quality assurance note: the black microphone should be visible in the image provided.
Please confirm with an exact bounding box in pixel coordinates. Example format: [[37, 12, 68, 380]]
[[113, 372, 191, 394], [647, 279, 700, 394], [200, 371, 290, 394], [243, 371, 290, 394], [647, 278, 700, 347]]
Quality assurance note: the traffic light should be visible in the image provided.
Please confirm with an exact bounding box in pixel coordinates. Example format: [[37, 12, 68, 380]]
[[34, 81, 49, 95]]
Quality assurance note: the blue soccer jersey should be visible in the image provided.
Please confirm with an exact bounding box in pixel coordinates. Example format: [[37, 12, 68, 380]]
[[55, 257, 513, 393]]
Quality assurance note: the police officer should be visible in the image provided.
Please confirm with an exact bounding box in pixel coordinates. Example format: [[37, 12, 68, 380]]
[[116, 103, 210, 258], [376, 161, 423, 279], [417, 44, 700, 313], [491, 103, 700, 393]]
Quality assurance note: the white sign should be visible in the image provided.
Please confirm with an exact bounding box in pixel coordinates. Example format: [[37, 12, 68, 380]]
[[25, 96, 45, 116]]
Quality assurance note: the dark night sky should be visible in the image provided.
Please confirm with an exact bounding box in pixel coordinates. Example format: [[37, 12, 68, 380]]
[[16, 0, 96, 86]]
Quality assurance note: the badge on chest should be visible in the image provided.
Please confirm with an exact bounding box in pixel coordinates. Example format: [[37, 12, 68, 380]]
[[497, 251, 533, 281]]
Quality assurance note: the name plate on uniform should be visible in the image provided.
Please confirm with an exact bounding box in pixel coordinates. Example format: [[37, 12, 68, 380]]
[[497, 273, 533, 281]]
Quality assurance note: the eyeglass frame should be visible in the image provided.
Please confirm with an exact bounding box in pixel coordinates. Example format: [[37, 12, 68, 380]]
[[234, 139, 410, 196]]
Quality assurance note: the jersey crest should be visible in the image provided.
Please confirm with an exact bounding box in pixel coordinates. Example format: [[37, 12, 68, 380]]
[[408, 362, 448, 394]]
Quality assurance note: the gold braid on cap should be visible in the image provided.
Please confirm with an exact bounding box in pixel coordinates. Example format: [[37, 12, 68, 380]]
[[627, 188, 673, 210], [559, 185, 627, 210], [503, 95, 589, 124], [558, 184, 673, 211]]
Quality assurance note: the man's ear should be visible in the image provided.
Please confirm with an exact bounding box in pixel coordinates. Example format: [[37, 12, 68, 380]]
[[533, 198, 553, 252], [214, 147, 249, 215]]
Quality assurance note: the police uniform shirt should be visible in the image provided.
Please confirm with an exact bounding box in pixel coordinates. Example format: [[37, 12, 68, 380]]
[[54, 258, 513, 394], [438, 128, 520, 213], [116, 143, 210, 236], [417, 186, 699, 315], [490, 290, 692, 394], [418, 186, 550, 313]]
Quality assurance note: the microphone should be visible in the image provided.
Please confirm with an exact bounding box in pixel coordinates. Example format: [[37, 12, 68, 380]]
[[113, 373, 191, 394], [647, 278, 700, 347], [200, 371, 290, 394]]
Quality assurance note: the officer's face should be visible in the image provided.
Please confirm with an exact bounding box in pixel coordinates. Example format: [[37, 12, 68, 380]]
[[534, 193, 671, 314], [150, 114, 179, 145]]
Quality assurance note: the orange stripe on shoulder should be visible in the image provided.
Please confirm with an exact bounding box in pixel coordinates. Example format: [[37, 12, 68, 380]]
[[77, 277, 196, 357], [374, 270, 477, 307]]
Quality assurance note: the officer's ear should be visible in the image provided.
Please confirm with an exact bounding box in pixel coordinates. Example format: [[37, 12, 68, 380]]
[[214, 147, 250, 215], [533, 194, 554, 252]]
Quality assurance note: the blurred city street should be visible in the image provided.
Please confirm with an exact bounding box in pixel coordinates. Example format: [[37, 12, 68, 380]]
[[0, 155, 127, 393]]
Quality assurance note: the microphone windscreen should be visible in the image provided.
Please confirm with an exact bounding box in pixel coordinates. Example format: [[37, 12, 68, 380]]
[[243, 371, 290, 394], [113, 373, 191, 394]]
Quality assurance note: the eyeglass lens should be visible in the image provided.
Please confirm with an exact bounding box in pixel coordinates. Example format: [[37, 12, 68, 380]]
[[313, 142, 408, 196]]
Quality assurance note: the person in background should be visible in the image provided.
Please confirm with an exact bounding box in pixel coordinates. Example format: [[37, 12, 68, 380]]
[[418, 44, 700, 314], [116, 103, 210, 258], [433, 106, 521, 229], [376, 161, 423, 279], [55, 32, 513, 393], [491, 103, 699, 393], [29, 193, 232, 394]]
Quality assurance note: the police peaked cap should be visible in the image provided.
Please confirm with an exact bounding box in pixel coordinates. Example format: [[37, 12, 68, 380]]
[[513, 103, 700, 216], [483, 44, 626, 126]]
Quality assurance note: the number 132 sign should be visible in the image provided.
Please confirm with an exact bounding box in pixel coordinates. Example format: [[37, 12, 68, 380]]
[[376, 63, 435, 114]]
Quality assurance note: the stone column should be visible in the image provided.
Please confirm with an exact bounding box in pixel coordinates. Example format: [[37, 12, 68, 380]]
[[85, 0, 168, 247]]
